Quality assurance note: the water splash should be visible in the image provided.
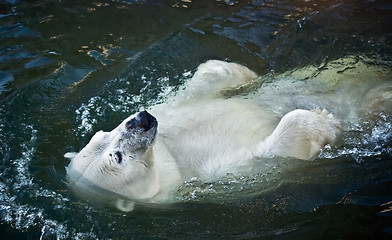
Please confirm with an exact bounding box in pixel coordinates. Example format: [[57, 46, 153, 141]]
[[75, 96, 102, 137], [177, 159, 287, 202], [74, 69, 192, 137], [320, 114, 392, 163], [0, 124, 61, 237], [0, 121, 101, 239]]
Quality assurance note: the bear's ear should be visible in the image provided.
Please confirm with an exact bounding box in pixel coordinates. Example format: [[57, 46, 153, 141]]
[[64, 152, 78, 160]]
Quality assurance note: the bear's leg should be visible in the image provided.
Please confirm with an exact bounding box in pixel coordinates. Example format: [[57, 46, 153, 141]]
[[184, 60, 259, 99], [260, 109, 341, 160]]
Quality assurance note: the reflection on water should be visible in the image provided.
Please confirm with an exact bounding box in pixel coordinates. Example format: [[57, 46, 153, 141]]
[[0, 0, 392, 239]]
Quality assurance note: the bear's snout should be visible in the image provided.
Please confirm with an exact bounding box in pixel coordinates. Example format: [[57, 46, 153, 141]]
[[126, 111, 158, 132]]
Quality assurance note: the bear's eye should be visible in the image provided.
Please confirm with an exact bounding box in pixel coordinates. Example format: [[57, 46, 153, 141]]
[[109, 151, 123, 164], [115, 151, 123, 164]]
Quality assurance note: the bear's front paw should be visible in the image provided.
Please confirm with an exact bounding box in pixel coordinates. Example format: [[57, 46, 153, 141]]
[[114, 198, 135, 212]]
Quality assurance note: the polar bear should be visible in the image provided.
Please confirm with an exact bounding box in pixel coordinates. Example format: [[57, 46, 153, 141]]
[[65, 57, 391, 211]]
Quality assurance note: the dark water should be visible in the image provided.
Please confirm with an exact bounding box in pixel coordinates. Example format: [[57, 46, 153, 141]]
[[1, 0, 392, 239]]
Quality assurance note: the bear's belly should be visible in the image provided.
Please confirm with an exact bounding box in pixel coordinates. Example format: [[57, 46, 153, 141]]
[[150, 99, 277, 180]]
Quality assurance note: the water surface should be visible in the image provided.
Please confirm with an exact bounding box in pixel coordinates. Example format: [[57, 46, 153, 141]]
[[1, 0, 392, 239]]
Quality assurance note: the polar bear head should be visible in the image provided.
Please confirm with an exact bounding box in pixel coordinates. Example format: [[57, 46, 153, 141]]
[[66, 111, 160, 201]]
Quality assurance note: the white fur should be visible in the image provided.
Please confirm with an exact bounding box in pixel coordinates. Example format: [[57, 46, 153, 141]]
[[65, 58, 391, 210]]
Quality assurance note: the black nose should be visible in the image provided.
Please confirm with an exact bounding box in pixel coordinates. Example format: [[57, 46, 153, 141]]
[[125, 111, 158, 132]]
